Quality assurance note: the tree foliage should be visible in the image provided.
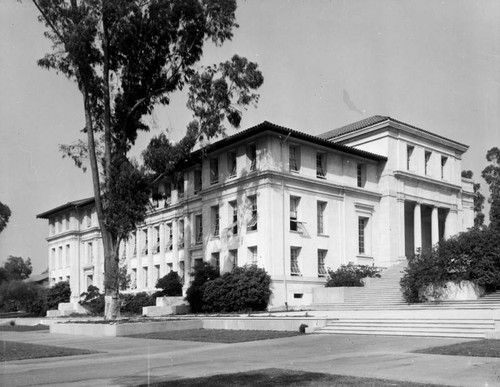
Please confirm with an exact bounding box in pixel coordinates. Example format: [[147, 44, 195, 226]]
[[0, 256, 32, 284], [325, 264, 381, 287], [0, 201, 11, 234], [185, 261, 220, 313], [0, 281, 47, 316], [462, 170, 485, 228], [31, 0, 263, 319], [482, 147, 500, 230], [46, 281, 71, 310]]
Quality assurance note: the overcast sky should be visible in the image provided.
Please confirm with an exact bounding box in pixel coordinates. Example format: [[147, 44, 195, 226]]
[[1, 0, 499, 273]]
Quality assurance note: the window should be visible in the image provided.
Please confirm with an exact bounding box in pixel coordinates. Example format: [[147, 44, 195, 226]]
[[248, 246, 258, 265], [425, 151, 432, 175], [143, 266, 148, 288], [87, 274, 93, 288], [152, 226, 160, 254], [211, 252, 220, 272], [177, 179, 184, 199], [86, 209, 92, 227], [229, 249, 238, 269], [131, 232, 137, 257], [50, 220, 55, 235], [407, 145, 414, 170], [358, 217, 368, 254], [318, 249, 327, 277], [65, 213, 70, 230], [164, 183, 172, 206], [289, 145, 300, 172], [154, 265, 160, 283], [228, 151, 237, 178], [247, 144, 257, 171], [211, 205, 220, 237], [316, 153, 326, 178], [51, 248, 56, 269], [88, 242, 94, 264], [290, 196, 300, 231], [65, 244, 70, 267], [247, 196, 257, 231], [195, 214, 203, 244], [229, 200, 238, 235], [290, 247, 301, 276], [194, 169, 202, 194], [357, 163, 366, 187], [210, 157, 219, 184], [151, 186, 160, 208], [141, 229, 149, 255], [178, 219, 185, 249], [179, 261, 185, 283], [317, 201, 326, 234], [131, 268, 137, 289], [441, 156, 448, 179], [165, 223, 173, 251]]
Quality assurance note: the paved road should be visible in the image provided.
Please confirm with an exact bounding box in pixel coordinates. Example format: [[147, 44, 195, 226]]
[[1, 330, 499, 386]]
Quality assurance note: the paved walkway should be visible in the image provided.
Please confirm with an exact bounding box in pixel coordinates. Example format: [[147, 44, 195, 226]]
[[1, 330, 499, 386]]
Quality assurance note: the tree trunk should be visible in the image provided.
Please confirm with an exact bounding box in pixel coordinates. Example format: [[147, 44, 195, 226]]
[[103, 231, 120, 320]]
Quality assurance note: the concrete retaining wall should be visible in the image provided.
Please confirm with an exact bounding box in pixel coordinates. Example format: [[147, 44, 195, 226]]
[[312, 287, 361, 304], [201, 317, 329, 333], [50, 319, 202, 337]]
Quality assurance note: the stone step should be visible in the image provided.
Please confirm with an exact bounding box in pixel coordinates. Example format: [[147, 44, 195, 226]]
[[315, 329, 486, 339]]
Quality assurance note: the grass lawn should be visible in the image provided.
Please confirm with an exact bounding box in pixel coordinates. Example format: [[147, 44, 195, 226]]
[[414, 339, 500, 358], [0, 341, 99, 362], [0, 324, 49, 332], [140, 368, 452, 387], [127, 329, 302, 343]]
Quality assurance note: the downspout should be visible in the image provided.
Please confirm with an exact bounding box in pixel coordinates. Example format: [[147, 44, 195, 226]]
[[280, 132, 291, 310]]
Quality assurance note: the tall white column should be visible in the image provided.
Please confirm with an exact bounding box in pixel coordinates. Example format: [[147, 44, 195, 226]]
[[431, 207, 439, 246], [414, 203, 422, 253]]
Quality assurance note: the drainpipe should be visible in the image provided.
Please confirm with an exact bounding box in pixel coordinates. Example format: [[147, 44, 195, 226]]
[[280, 132, 291, 310]]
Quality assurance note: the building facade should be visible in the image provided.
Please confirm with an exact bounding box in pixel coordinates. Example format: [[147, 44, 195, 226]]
[[37, 117, 475, 308]]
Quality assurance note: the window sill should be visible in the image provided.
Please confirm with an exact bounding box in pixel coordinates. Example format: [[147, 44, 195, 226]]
[[356, 254, 373, 259], [246, 229, 258, 234], [317, 234, 329, 238], [316, 175, 326, 179]]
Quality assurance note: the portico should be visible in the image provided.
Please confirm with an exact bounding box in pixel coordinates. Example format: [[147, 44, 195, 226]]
[[404, 201, 450, 257]]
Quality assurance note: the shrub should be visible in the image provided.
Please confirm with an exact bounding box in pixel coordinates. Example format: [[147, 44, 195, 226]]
[[79, 285, 105, 315], [120, 292, 156, 315], [46, 281, 71, 310], [201, 265, 272, 313], [185, 261, 220, 313], [155, 271, 183, 296], [325, 264, 381, 287], [400, 227, 500, 303]]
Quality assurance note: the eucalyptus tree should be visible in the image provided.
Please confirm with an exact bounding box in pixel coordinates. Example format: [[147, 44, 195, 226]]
[[30, 0, 263, 319], [482, 147, 500, 230]]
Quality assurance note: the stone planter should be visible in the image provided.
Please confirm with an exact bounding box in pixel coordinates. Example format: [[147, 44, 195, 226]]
[[420, 281, 485, 302]]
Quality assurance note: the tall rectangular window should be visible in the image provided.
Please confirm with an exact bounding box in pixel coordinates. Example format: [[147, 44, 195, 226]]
[[441, 156, 448, 179], [194, 169, 202, 194], [51, 248, 56, 268], [153, 226, 160, 253], [357, 164, 366, 187], [165, 223, 173, 251], [316, 153, 326, 178], [229, 200, 238, 234], [425, 151, 432, 175], [318, 249, 327, 277], [195, 214, 203, 244], [211, 252, 220, 273], [143, 266, 149, 288], [142, 229, 149, 255], [247, 144, 257, 171], [358, 217, 368, 254], [131, 232, 137, 257], [210, 157, 219, 184], [407, 145, 414, 170], [131, 268, 137, 289], [229, 249, 238, 269], [248, 246, 258, 265], [87, 274, 93, 288], [211, 205, 220, 237], [65, 244, 70, 267], [290, 247, 301, 276], [290, 196, 300, 231], [178, 219, 185, 249], [289, 145, 300, 172], [228, 151, 237, 178], [317, 201, 326, 234], [154, 264, 160, 283], [177, 179, 184, 199], [247, 196, 257, 231], [88, 242, 93, 264]]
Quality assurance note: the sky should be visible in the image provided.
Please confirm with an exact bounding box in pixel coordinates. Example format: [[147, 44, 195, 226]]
[[1, 0, 499, 274]]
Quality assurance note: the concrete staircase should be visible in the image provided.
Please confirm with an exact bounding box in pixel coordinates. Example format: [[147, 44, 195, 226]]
[[312, 262, 500, 338]]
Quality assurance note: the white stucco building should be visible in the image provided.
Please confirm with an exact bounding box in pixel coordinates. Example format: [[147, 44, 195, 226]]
[[37, 116, 475, 308]]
